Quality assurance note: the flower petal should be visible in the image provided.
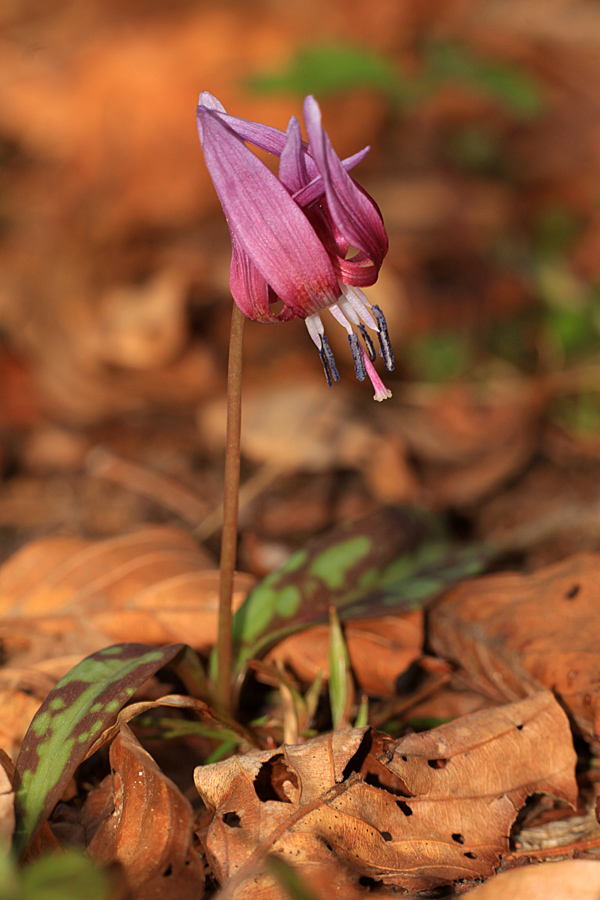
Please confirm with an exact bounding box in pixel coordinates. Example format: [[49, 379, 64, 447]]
[[279, 117, 309, 194], [197, 104, 340, 318], [229, 237, 295, 324], [303, 95, 388, 269]]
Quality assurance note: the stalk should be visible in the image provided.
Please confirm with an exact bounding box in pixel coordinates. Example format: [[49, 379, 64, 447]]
[[217, 302, 245, 715]]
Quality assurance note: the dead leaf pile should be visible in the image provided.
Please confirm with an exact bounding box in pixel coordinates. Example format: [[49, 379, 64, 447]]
[[195, 692, 576, 898]]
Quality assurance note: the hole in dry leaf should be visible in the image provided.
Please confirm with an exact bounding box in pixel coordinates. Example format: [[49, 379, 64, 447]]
[[565, 584, 580, 599], [342, 729, 373, 780], [380, 831, 393, 842], [516, 723, 524, 731], [427, 758, 448, 769], [222, 811, 241, 828], [162, 864, 173, 877], [401, 756, 408, 762], [464, 851, 477, 859], [396, 800, 413, 816], [452, 833, 465, 844], [359, 876, 382, 888], [253, 755, 297, 803]]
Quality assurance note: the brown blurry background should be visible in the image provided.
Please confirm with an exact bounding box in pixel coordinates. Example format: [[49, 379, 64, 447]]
[[1, 0, 600, 568]]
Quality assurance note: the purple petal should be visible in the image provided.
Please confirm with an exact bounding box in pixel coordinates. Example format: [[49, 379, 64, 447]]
[[197, 93, 288, 156], [197, 105, 339, 319], [303, 95, 388, 269], [293, 146, 371, 208], [229, 237, 296, 324], [279, 117, 309, 194]]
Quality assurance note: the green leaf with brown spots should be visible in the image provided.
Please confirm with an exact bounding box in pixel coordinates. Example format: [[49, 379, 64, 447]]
[[13, 642, 193, 856], [230, 507, 491, 671]]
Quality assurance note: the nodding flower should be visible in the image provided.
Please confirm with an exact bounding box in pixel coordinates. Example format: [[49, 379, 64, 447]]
[[196, 92, 394, 400]]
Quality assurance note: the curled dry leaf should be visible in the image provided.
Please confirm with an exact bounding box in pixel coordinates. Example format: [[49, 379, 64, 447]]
[[0, 526, 253, 656], [429, 552, 600, 743], [87, 722, 203, 899], [265, 611, 424, 698], [194, 691, 576, 897], [466, 859, 600, 900]]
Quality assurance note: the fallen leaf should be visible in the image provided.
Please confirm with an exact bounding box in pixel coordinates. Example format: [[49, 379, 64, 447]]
[[87, 722, 203, 899], [265, 611, 424, 698], [391, 382, 544, 507], [428, 552, 600, 743], [194, 691, 576, 895], [0, 527, 253, 653], [467, 859, 600, 899]]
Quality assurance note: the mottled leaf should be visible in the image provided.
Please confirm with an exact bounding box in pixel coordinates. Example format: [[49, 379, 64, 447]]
[[13, 642, 192, 855], [231, 507, 488, 670]]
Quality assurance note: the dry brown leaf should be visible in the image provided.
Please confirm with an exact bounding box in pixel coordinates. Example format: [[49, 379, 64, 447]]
[[429, 552, 600, 743], [87, 722, 203, 899], [467, 859, 600, 900], [266, 611, 424, 698], [0, 527, 253, 654], [194, 692, 576, 896], [392, 382, 544, 506]]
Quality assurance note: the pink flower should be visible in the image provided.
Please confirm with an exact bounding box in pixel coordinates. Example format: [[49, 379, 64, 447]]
[[196, 92, 393, 400]]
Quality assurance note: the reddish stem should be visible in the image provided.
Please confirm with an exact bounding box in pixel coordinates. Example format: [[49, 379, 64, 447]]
[[217, 302, 245, 716]]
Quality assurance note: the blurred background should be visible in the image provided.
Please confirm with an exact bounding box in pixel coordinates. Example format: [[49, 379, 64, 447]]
[[1, 0, 600, 571]]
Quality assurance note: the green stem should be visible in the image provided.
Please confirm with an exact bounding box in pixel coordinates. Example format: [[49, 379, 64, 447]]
[[217, 302, 245, 716]]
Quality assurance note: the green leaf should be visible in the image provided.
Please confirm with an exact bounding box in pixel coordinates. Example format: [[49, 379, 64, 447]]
[[20, 851, 111, 900], [265, 854, 320, 900], [0, 849, 111, 900], [231, 508, 489, 671], [13, 642, 192, 856], [245, 42, 415, 105], [426, 41, 546, 118], [328, 607, 351, 731]]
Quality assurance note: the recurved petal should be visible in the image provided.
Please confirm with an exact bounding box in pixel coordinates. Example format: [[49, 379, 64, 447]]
[[197, 106, 340, 318], [303, 95, 388, 269], [197, 92, 288, 155], [229, 238, 295, 324]]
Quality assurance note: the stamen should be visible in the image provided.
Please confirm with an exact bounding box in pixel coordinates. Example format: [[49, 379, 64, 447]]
[[305, 312, 325, 348], [339, 284, 377, 331], [328, 303, 353, 334], [318, 344, 333, 387], [358, 323, 376, 362], [371, 305, 395, 372], [348, 333, 366, 381], [321, 335, 339, 383]]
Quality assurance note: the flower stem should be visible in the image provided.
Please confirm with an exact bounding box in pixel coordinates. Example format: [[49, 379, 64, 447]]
[[217, 302, 245, 716]]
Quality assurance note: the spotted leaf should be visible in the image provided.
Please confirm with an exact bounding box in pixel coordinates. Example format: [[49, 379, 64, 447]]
[[230, 507, 489, 670], [13, 642, 192, 855]]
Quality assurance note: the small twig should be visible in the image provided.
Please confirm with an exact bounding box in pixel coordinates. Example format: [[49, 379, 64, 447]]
[[86, 445, 208, 525], [511, 834, 600, 859], [215, 773, 362, 900], [194, 462, 283, 542]]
